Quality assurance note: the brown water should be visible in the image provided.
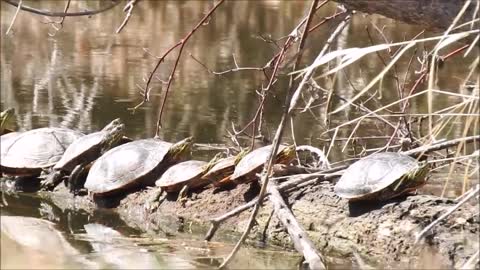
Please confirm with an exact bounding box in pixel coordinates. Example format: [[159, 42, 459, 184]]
[[1, 1, 478, 269]]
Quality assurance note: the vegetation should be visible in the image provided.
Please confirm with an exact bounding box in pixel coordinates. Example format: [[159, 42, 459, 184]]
[[1, 0, 478, 269]]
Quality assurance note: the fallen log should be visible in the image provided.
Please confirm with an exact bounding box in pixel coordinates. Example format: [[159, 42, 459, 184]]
[[9, 176, 476, 269], [332, 0, 479, 33]]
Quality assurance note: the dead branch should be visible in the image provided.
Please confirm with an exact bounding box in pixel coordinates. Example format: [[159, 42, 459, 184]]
[[5, 0, 22, 35], [219, 1, 328, 268], [332, 0, 479, 33], [414, 184, 479, 244], [129, 0, 225, 136], [267, 182, 326, 269], [206, 134, 479, 242], [2, 0, 121, 17], [116, 0, 138, 34]]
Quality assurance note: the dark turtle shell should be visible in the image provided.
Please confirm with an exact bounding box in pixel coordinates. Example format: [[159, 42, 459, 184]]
[[85, 137, 192, 196], [0, 128, 84, 176], [334, 152, 429, 201], [155, 160, 208, 192]]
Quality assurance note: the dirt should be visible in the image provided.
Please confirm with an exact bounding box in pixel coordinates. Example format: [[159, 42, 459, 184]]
[[14, 179, 480, 268]]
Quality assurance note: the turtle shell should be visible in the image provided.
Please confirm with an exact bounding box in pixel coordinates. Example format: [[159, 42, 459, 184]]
[[334, 152, 424, 201], [231, 144, 287, 181], [0, 132, 22, 156], [0, 128, 84, 176], [202, 155, 236, 181], [85, 138, 178, 195], [53, 123, 124, 172], [155, 160, 208, 192]]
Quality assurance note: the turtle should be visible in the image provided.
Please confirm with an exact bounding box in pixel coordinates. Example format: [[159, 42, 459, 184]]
[[201, 149, 249, 188], [40, 118, 126, 193], [229, 144, 296, 184], [0, 131, 22, 156], [0, 108, 15, 135], [84, 136, 194, 197], [334, 152, 429, 201], [1, 127, 84, 177], [154, 153, 222, 201]]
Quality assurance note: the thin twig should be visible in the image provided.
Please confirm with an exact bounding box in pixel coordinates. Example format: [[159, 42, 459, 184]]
[[414, 184, 479, 244], [116, 0, 138, 34], [288, 13, 352, 113], [5, 0, 22, 35], [460, 250, 480, 270], [2, 0, 121, 17], [206, 135, 479, 241], [137, 0, 225, 136], [219, 32, 295, 270], [45, 0, 71, 36], [220, 2, 326, 268]]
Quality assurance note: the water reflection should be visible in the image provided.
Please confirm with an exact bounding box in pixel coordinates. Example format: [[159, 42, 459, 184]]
[[0, 191, 302, 269], [0, 0, 478, 268], [83, 223, 164, 269], [2, 1, 476, 148], [1, 215, 95, 269]]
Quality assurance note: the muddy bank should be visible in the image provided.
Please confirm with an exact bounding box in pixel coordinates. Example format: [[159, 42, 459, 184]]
[[23, 178, 478, 269]]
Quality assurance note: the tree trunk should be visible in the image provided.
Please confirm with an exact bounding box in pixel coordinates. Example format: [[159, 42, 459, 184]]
[[333, 0, 478, 33]]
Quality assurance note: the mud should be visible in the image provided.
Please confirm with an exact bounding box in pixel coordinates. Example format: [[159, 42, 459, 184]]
[[9, 179, 479, 268]]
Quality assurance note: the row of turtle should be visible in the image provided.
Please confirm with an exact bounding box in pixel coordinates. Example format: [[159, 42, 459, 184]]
[[0, 108, 429, 202], [0, 109, 297, 199]]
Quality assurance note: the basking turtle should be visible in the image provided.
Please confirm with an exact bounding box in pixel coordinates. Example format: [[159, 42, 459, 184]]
[[0, 108, 15, 135], [1, 127, 84, 177], [41, 119, 125, 192], [84, 137, 193, 196], [154, 153, 222, 200], [230, 144, 296, 184], [0, 131, 21, 156], [334, 152, 429, 201], [201, 149, 248, 187]]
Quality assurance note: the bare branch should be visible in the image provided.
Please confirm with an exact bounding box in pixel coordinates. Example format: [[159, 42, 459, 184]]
[[116, 0, 138, 34], [2, 0, 121, 17], [5, 0, 22, 35]]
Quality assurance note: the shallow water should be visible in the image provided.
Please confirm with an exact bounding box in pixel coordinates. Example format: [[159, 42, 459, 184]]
[[1, 1, 478, 269]]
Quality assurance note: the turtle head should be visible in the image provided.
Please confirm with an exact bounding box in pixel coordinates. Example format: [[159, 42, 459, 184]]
[[0, 108, 15, 133], [411, 161, 430, 186], [101, 122, 126, 153], [205, 152, 224, 171], [170, 136, 194, 160], [234, 148, 250, 165], [276, 144, 296, 165], [394, 160, 430, 192], [102, 118, 123, 132]]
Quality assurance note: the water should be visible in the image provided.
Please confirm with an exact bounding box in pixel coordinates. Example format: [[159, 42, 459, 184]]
[[1, 192, 305, 269], [1, 1, 478, 268]]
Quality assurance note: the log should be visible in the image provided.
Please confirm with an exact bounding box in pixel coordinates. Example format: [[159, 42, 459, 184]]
[[266, 182, 326, 269], [6, 178, 478, 268], [333, 0, 479, 33]]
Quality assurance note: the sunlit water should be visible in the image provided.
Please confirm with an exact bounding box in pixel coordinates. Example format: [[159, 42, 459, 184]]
[[1, 1, 478, 269]]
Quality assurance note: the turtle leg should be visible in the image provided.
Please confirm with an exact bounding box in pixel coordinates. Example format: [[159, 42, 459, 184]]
[[40, 171, 65, 191], [68, 164, 86, 195], [177, 185, 189, 206], [146, 188, 166, 212]]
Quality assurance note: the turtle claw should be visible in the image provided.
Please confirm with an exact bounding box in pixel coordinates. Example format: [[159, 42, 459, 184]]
[[146, 189, 165, 212], [177, 186, 189, 207], [40, 172, 64, 191]]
